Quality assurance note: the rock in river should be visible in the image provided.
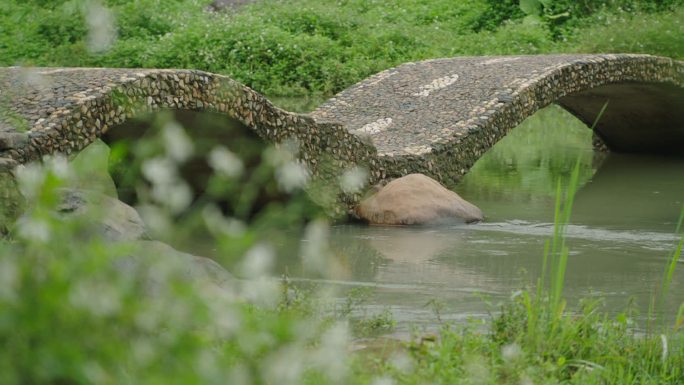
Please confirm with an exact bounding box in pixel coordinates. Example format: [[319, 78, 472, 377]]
[[354, 173, 484, 225], [53, 188, 149, 241], [116, 240, 238, 298]]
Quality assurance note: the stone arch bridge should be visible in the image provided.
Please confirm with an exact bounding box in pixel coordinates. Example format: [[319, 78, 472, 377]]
[[1, 54, 682, 193]]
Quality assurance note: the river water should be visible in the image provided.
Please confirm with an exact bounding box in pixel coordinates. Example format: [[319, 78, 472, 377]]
[[270, 104, 684, 335]]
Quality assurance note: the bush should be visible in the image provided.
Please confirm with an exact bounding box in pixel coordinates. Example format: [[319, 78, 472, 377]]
[[2, 0, 682, 96], [0, 120, 350, 384]]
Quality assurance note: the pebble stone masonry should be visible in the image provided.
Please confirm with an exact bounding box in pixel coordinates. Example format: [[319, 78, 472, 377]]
[[1, 54, 683, 205]]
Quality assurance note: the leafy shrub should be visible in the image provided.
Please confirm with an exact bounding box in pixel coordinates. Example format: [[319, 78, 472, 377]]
[[1, 0, 683, 95], [0, 119, 350, 385], [571, 5, 684, 58]]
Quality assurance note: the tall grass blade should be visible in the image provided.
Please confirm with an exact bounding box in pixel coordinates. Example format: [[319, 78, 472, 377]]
[[547, 179, 562, 315], [542, 159, 581, 323], [658, 235, 683, 321], [675, 303, 684, 331], [590, 100, 610, 130], [650, 205, 684, 333]]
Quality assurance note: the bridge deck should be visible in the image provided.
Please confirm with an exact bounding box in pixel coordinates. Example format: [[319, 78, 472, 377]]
[[0, 68, 162, 133], [312, 54, 684, 158]]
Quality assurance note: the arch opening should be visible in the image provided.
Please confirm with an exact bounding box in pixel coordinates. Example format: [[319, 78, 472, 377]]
[[457, 105, 596, 205], [100, 109, 321, 221], [558, 82, 684, 155]]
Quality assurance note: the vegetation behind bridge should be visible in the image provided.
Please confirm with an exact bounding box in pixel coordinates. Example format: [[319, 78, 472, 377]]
[[1, 0, 682, 96]]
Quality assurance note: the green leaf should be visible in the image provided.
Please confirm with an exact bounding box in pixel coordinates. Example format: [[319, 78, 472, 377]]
[[522, 14, 544, 26], [520, 0, 542, 16]]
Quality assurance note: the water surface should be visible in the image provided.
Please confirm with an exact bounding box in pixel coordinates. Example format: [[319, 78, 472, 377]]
[[277, 105, 684, 335]]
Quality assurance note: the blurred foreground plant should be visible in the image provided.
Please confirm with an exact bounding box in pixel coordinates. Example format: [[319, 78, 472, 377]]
[[0, 112, 354, 384]]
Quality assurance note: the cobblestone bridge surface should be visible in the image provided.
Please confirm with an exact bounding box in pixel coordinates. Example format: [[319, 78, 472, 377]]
[[1, 54, 683, 193]]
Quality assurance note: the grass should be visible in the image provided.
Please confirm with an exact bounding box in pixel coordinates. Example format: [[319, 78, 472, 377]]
[[353, 163, 684, 385], [1, 119, 683, 384], [0, 0, 682, 96]]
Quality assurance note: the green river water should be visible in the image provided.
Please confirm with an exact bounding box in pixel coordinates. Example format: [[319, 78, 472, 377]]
[[268, 104, 684, 335]]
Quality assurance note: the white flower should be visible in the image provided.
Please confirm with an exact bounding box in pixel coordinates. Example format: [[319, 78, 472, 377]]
[[201, 205, 246, 237], [240, 278, 279, 307], [16, 217, 51, 243], [48, 154, 72, 179], [162, 121, 194, 162], [240, 243, 275, 278], [301, 220, 331, 275], [69, 279, 122, 317], [339, 166, 368, 194], [141, 157, 193, 212], [142, 156, 177, 186], [16, 156, 71, 199], [208, 146, 244, 178], [264, 141, 297, 167], [86, 0, 117, 53], [276, 161, 310, 193], [151, 180, 192, 213], [502, 343, 522, 363], [312, 322, 350, 380], [265, 346, 305, 385]]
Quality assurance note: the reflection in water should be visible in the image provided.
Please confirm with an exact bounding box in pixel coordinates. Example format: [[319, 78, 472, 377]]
[[280, 105, 684, 335], [573, 154, 684, 231], [362, 227, 462, 264]]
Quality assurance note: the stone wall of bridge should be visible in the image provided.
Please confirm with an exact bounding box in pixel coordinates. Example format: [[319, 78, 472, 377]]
[[1, 54, 682, 204]]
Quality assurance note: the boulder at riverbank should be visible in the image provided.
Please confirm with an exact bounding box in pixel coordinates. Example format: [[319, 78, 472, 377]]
[[52, 188, 149, 242], [116, 240, 238, 298], [354, 173, 483, 225]]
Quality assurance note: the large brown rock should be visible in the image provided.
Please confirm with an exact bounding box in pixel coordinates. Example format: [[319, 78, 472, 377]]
[[354, 173, 483, 225]]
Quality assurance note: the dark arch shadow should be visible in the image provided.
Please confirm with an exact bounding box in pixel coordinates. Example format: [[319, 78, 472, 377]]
[[572, 152, 684, 231], [559, 82, 684, 154], [101, 109, 321, 219]]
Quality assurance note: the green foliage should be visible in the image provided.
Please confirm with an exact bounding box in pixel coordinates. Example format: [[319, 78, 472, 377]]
[[1, 0, 682, 96], [459, 105, 594, 201], [570, 5, 684, 58], [517, 0, 684, 38], [0, 122, 356, 384], [479, 0, 527, 30], [357, 168, 684, 385]]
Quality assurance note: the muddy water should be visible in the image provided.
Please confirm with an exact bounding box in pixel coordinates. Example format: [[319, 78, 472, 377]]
[[278, 105, 684, 335]]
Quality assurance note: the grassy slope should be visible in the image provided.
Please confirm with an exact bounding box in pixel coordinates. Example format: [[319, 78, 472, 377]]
[[0, 0, 682, 96]]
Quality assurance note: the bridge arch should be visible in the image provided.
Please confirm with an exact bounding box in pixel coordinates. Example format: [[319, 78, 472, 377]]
[[0, 67, 378, 186], [312, 54, 684, 186], [1, 54, 683, 200]]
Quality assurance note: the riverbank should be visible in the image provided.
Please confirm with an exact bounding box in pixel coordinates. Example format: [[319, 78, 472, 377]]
[[2, 145, 682, 384]]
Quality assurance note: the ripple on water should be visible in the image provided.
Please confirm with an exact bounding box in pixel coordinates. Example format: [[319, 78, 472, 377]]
[[471, 220, 681, 251]]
